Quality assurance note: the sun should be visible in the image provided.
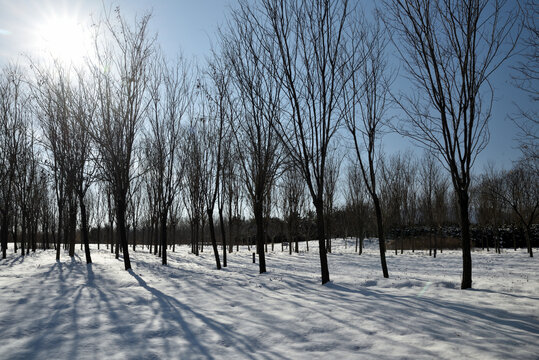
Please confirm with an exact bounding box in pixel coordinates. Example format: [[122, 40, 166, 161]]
[[34, 13, 91, 66]]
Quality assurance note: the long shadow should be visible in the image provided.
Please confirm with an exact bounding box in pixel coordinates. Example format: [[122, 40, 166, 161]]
[[323, 282, 539, 337], [128, 270, 280, 360], [469, 288, 539, 301]]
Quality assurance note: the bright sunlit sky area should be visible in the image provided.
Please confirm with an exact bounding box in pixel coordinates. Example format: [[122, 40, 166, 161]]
[[0, 0, 531, 173]]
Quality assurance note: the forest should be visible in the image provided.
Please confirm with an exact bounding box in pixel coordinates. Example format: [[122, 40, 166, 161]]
[[0, 0, 537, 290], [1, 1, 538, 359]]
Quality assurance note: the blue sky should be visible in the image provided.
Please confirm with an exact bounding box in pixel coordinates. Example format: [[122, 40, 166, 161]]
[[0, 0, 531, 172]]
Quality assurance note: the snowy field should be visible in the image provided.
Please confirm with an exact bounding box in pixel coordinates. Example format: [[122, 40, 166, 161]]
[[1, 239, 538, 360]]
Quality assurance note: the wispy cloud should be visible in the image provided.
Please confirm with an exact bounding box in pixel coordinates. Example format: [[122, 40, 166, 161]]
[[0, 29, 11, 35]]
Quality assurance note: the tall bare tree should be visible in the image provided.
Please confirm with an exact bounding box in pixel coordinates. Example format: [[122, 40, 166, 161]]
[[239, 0, 359, 283], [144, 54, 191, 265], [88, 8, 156, 270], [486, 163, 538, 257], [0, 64, 29, 259], [344, 15, 391, 278], [222, 11, 283, 273], [384, 0, 521, 288]]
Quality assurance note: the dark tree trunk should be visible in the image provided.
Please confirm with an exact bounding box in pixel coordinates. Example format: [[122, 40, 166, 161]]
[[56, 208, 62, 261], [172, 224, 175, 252], [115, 228, 120, 259], [132, 225, 137, 251], [97, 225, 101, 250], [524, 227, 533, 258], [218, 207, 227, 267], [373, 196, 389, 278], [20, 216, 26, 257], [116, 198, 131, 270], [315, 202, 330, 284], [79, 194, 92, 264], [254, 201, 266, 274], [457, 190, 472, 289], [13, 214, 18, 253], [68, 197, 77, 258], [207, 209, 221, 270], [1, 213, 8, 259], [160, 212, 167, 265]]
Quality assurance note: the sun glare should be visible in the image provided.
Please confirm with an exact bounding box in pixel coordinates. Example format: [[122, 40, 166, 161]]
[[34, 13, 91, 66]]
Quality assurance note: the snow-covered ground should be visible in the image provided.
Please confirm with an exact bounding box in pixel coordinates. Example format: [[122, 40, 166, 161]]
[[1, 239, 538, 360]]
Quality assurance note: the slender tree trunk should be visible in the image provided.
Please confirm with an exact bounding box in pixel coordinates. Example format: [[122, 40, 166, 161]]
[[68, 200, 76, 258], [314, 202, 330, 284], [524, 227, 533, 258], [21, 215, 26, 257], [116, 227, 120, 259], [79, 194, 92, 264], [373, 196, 389, 278], [116, 199, 131, 270], [254, 206, 266, 274], [1, 213, 8, 259], [56, 208, 62, 261], [207, 209, 221, 270], [218, 207, 227, 267], [13, 214, 18, 253], [132, 224, 137, 251], [172, 224, 176, 252], [97, 225, 100, 250], [457, 190, 472, 289], [160, 212, 167, 265]]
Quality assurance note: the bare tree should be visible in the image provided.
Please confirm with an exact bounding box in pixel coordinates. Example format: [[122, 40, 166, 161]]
[[419, 152, 447, 255], [87, 8, 156, 270], [144, 54, 191, 265], [31, 61, 77, 261], [344, 15, 391, 278], [222, 11, 283, 273], [239, 0, 359, 283], [0, 64, 29, 259], [280, 164, 307, 254], [384, 0, 521, 288], [486, 162, 538, 257]]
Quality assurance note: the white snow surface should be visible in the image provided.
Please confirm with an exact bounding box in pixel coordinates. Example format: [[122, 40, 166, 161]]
[[1, 239, 538, 360]]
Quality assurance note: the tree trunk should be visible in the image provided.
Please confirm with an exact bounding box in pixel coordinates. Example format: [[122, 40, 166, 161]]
[[21, 216, 26, 257], [315, 202, 330, 284], [160, 212, 167, 265], [524, 227, 533, 258], [68, 200, 76, 258], [254, 202, 266, 274], [132, 225, 137, 251], [457, 190, 472, 289], [79, 194, 92, 264], [373, 196, 389, 278], [218, 207, 227, 267], [56, 208, 62, 261], [1, 212, 8, 259], [207, 209, 221, 270], [116, 199, 131, 270]]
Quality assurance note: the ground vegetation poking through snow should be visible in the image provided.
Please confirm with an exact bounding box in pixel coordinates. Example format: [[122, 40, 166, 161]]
[[0, 239, 538, 359]]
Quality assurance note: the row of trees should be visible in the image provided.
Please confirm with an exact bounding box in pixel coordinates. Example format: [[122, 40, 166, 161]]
[[1, 0, 535, 289]]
